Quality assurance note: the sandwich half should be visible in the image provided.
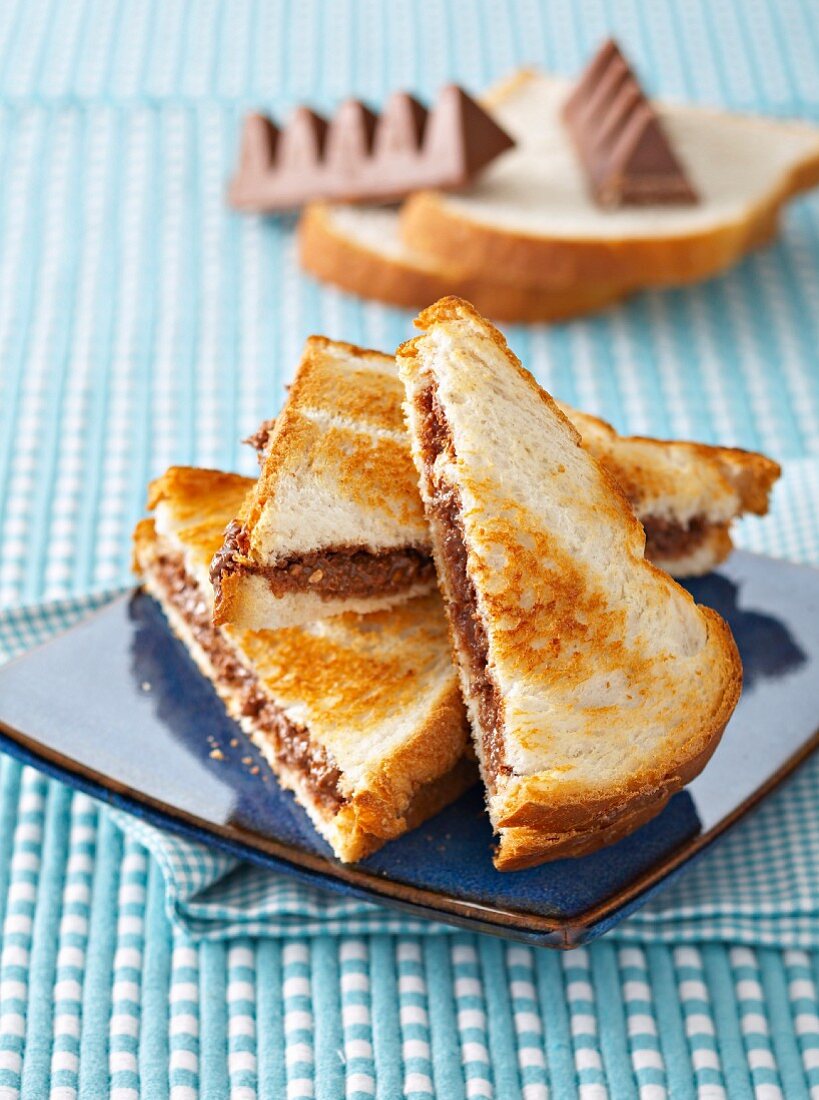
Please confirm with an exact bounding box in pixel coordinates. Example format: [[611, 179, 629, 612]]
[[211, 338, 435, 630], [232, 341, 777, 638], [133, 465, 473, 863], [398, 298, 742, 870]]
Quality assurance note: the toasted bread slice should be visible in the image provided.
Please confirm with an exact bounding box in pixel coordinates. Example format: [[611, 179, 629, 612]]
[[401, 69, 819, 288], [211, 338, 436, 630], [398, 298, 742, 870], [135, 466, 474, 863], [299, 202, 630, 322]]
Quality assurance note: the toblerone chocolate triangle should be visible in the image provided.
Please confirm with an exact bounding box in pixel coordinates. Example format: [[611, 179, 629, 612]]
[[563, 38, 698, 208], [228, 86, 515, 212]]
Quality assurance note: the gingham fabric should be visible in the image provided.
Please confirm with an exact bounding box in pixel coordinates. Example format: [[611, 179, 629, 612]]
[[3, 0, 819, 1095]]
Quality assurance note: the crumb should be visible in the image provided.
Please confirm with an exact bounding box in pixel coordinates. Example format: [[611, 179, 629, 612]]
[[242, 756, 253, 765], [251, 766, 260, 775], [230, 738, 239, 748], [140, 681, 151, 692], [209, 748, 224, 761]]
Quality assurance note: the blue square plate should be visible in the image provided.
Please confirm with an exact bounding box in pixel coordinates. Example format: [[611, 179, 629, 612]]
[[0, 551, 817, 947]]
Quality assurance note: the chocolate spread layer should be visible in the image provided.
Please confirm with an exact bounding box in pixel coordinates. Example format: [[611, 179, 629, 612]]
[[642, 514, 710, 560], [211, 535, 435, 604], [153, 552, 345, 812], [416, 385, 509, 788]]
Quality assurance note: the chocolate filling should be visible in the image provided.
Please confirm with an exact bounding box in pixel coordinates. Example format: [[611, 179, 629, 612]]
[[211, 531, 435, 605], [416, 385, 509, 787], [153, 552, 345, 812], [642, 514, 711, 560]]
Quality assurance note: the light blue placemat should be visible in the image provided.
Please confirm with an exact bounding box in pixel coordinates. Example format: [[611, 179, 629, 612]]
[[2, 0, 819, 1095]]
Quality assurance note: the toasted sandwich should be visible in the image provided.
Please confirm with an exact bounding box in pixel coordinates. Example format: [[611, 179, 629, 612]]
[[133, 466, 473, 863], [398, 298, 742, 870], [226, 340, 778, 631], [211, 339, 435, 630]]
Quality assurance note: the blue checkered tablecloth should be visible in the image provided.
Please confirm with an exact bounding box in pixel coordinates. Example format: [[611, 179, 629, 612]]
[[3, 1, 819, 1096]]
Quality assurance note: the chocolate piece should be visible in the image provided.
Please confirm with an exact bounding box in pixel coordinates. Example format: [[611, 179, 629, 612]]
[[152, 552, 345, 811], [228, 86, 515, 212], [373, 91, 428, 157], [416, 384, 509, 790], [563, 38, 698, 208]]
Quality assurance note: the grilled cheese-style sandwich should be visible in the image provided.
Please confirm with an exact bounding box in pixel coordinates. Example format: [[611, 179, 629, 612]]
[[398, 298, 742, 870], [211, 339, 436, 631], [222, 338, 778, 631], [133, 465, 474, 863]]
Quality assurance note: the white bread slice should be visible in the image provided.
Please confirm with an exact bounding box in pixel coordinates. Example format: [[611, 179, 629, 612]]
[[212, 338, 436, 630], [135, 466, 473, 863], [398, 298, 742, 870], [299, 202, 630, 322], [401, 69, 819, 288]]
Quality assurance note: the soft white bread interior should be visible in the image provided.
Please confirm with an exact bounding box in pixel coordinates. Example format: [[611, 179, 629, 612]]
[[401, 70, 819, 287], [299, 202, 630, 322], [398, 298, 743, 870], [135, 466, 473, 863]]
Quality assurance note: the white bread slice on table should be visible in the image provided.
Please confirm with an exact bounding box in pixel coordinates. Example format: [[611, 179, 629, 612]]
[[211, 338, 436, 631], [299, 202, 630, 322], [398, 298, 742, 870], [134, 466, 473, 863], [400, 69, 819, 288]]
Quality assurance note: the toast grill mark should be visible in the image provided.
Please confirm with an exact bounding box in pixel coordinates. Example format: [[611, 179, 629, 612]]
[[152, 551, 345, 812], [416, 384, 510, 791], [210, 532, 436, 608]]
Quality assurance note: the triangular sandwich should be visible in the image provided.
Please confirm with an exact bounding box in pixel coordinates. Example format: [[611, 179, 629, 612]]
[[133, 466, 473, 863], [398, 298, 742, 869]]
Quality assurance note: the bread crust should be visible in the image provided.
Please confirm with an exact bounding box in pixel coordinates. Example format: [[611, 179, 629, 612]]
[[400, 187, 791, 288], [299, 202, 630, 322]]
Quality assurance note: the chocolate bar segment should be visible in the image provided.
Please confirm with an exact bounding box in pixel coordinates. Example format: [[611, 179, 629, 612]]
[[563, 38, 698, 208], [374, 92, 428, 156], [228, 85, 515, 212]]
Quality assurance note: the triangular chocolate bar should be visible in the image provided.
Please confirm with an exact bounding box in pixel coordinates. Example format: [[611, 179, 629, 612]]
[[227, 85, 515, 212], [564, 38, 698, 208]]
